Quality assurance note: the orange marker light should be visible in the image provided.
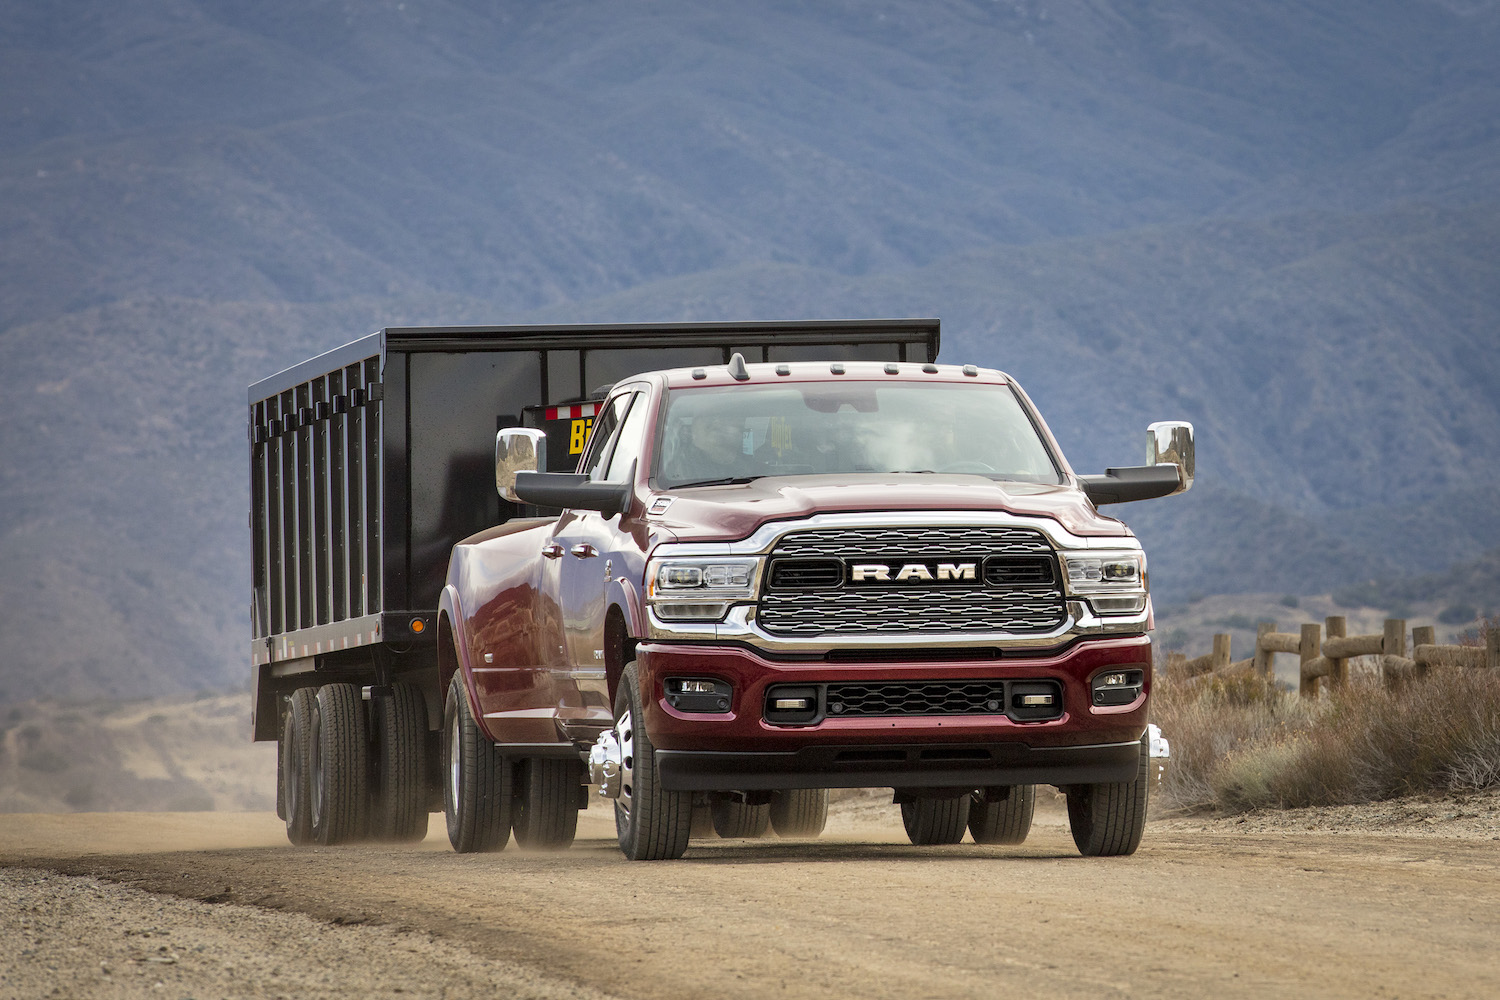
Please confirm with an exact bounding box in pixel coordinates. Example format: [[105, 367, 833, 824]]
[[409, 618, 426, 634]]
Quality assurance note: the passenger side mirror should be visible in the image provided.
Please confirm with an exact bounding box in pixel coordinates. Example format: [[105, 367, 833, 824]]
[[496, 427, 546, 503], [1147, 421, 1194, 494], [1079, 421, 1194, 505]]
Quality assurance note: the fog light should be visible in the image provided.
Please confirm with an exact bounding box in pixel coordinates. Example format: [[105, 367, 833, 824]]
[[774, 697, 811, 711], [1020, 693, 1054, 707], [664, 677, 733, 714], [1091, 669, 1145, 707]]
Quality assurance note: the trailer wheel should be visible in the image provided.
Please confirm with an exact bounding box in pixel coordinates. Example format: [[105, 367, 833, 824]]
[[309, 683, 370, 845], [443, 673, 511, 853], [281, 688, 317, 846], [968, 785, 1035, 845], [512, 758, 584, 849], [900, 796, 968, 845], [710, 796, 771, 839], [769, 789, 829, 838], [614, 662, 692, 861], [1065, 734, 1150, 857], [370, 682, 429, 843]]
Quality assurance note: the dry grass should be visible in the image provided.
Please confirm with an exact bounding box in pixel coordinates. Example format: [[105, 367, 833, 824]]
[[1151, 630, 1500, 812]]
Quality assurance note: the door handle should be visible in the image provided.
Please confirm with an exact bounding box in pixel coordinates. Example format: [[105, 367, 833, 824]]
[[541, 543, 564, 559], [570, 544, 598, 558]]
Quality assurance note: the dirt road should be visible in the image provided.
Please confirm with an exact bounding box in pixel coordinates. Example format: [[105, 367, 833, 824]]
[[3, 798, 1498, 999]]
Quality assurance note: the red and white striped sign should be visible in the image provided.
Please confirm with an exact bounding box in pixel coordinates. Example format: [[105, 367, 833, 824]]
[[544, 402, 601, 420]]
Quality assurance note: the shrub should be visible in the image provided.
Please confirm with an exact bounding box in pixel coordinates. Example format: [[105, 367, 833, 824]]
[[1151, 658, 1500, 812]]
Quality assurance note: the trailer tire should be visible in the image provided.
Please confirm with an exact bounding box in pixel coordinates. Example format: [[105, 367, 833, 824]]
[[370, 682, 429, 843], [443, 673, 511, 853], [968, 785, 1035, 845], [1065, 734, 1150, 857], [614, 662, 692, 861], [512, 757, 583, 850], [769, 789, 829, 838], [281, 688, 317, 846], [311, 683, 370, 845], [900, 796, 968, 845], [710, 796, 771, 839]]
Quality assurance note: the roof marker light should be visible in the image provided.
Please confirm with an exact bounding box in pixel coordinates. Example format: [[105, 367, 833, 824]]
[[830, 363, 845, 375], [884, 363, 900, 374], [775, 364, 791, 376], [963, 364, 979, 377]]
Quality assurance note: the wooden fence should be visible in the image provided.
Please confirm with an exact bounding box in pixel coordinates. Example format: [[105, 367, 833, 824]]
[[1174, 618, 1500, 697]]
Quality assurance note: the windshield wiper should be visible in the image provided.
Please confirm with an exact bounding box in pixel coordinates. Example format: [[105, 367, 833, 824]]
[[670, 476, 763, 489]]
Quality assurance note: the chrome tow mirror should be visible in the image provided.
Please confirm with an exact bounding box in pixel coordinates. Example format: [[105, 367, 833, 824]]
[[1147, 421, 1194, 494], [496, 428, 546, 502]]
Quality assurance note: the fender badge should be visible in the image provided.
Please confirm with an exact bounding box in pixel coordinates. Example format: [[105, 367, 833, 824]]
[[647, 496, 676, 516]]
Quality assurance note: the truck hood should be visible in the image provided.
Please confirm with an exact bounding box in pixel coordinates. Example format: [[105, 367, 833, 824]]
[[644, 474, 1130, 542]]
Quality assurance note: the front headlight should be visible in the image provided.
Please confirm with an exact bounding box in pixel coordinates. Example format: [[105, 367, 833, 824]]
[[1059, 550, 1147, 615], [647, 556, 762, 622]]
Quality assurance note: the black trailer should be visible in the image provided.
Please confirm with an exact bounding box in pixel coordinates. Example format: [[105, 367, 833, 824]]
[[248, 320, 939, 835]]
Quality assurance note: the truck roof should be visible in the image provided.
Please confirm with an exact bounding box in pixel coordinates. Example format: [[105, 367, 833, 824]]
[[650, 358, 1011, 390]]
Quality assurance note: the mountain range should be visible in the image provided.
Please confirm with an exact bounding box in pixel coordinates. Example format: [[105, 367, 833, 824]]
[[2, 0, 1497, 704]]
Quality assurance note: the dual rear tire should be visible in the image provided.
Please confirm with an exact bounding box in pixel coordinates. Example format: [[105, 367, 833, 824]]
[[443, 673, 584, 853], [279, 681, 429, 846]]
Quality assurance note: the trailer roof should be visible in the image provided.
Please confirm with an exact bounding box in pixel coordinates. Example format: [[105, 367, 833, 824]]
[[248, 319, 939, 404]]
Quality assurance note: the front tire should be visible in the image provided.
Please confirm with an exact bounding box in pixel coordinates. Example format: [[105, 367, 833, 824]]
[[968, 785, 1035, 845], [614, 662, 692, 861], [443, 673, 512, 853], [1065, 734, 1150, 857]]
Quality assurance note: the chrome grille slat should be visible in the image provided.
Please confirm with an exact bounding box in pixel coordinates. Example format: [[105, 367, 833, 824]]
[[759, 526, 1067, 637], [771, 526, 1052, 559]]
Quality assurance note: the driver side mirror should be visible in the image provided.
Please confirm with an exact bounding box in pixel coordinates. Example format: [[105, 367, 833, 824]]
[[496, 428, 546, 503]]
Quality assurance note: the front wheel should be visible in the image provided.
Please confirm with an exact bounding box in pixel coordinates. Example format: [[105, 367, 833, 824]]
[[1065, 734, 1150, 857], [614, 662, 692, 861]]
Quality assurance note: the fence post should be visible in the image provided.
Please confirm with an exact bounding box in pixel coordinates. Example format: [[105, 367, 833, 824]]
[[1488, 629, 1500, 671], [1411, 625, 1435, 676], [1212, 633, 1231, 673], [1383, 618, 1407, 688], [1253, 621, 1275, 679], [1325, 616, 1347, 688], [1299, 622, 1322, 699]]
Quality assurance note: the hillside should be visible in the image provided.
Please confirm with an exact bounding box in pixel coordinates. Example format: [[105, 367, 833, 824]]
[[1, 1, 1497, 704]]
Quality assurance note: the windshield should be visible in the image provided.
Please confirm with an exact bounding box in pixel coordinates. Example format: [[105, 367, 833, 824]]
[[655, 381, 1062, 488]]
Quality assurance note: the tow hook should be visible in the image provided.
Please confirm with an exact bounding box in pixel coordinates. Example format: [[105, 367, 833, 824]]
[[588, 728, 623, 799]]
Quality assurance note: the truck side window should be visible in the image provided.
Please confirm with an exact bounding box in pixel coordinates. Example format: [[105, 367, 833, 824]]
[[579, 392, 631, 480], [604, 391, 651, 483]]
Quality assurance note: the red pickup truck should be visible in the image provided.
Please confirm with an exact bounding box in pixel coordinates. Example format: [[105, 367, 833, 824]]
[[446, 353, 1192, 859]]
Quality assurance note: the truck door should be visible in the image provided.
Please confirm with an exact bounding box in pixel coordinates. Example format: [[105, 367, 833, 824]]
[[547, 388, 644, 677]]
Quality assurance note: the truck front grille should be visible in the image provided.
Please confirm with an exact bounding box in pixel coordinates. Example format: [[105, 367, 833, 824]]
[[826, 680, 1009, 716], [758, 526, 1067, 637]]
